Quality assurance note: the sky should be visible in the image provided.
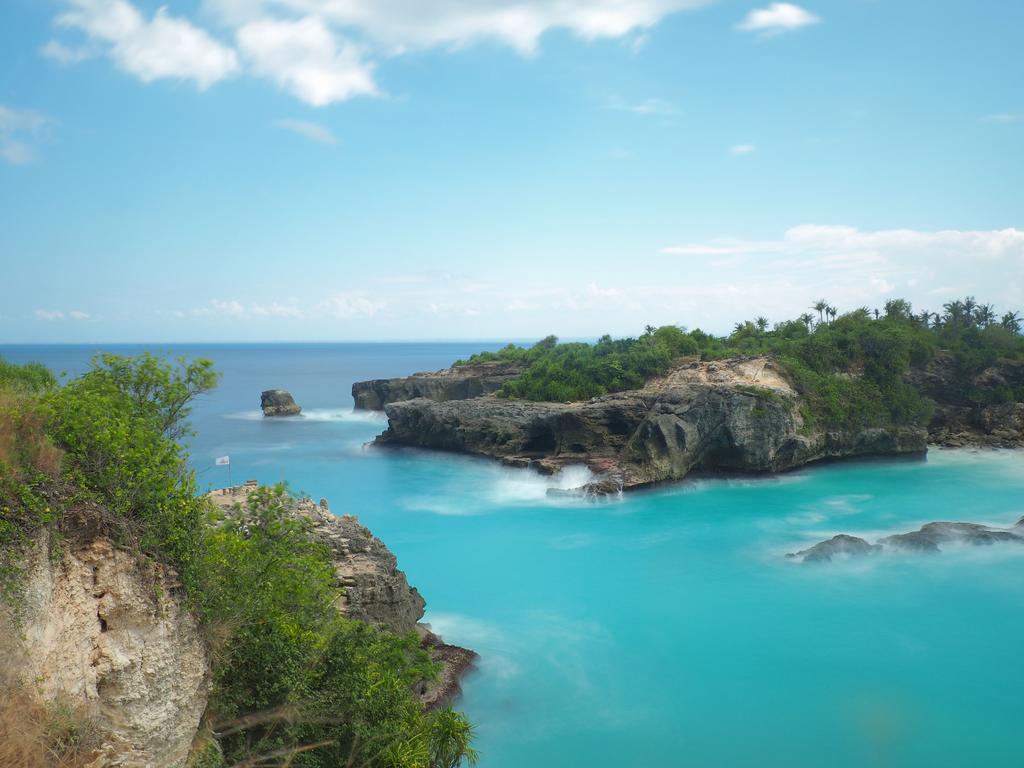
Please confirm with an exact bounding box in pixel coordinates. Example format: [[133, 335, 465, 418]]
[[1, 0, 1022, 343]]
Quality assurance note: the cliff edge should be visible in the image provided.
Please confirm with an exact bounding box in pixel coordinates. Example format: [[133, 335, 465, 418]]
[[367, 357, 927, 493]]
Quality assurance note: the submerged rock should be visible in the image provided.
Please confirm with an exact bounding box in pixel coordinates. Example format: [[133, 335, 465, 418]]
[[881, 522, 1024, 553], [789, 518, 1024, 562], [787, 534, 879, 563], [261, 388, 301, 417]]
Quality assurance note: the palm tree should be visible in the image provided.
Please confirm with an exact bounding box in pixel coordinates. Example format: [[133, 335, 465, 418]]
[[1002, 311, 1022, 334], [873, 308, 880, 320], [973, 303, 996, 328], [812, 299, 828, 325], [755, 316, 769, 334], [826, 305, 837, 325], [943, 299, 966, 326], [915, 310, 931, 328], [799, 313, 815, 331], [963, 296, 978, 321]]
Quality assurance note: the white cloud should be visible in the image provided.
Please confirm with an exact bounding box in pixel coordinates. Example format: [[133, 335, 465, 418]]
[[737, 3, 820, 34], [189, 298, 305, 318], [35, 309, 66, 321], [237, 17, 376, 106], [40, 39, 96, 64], [606, 95, 679, 116], [318, 292, 384, 319], [981, 113, 1020, 124], [274, 118, 338, 144], [54, 0, 239, 89], [69, 310, 91, 320], [663, 225, 1024, 261], [207, 0, 714, 55], [0, 105, 51, 165], [48, 0, 713, 105], [658, 225, 1024, 317], [729, 143, 755, 155]]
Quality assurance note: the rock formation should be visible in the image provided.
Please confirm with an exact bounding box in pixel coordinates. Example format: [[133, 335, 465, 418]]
[[788, 516, 1024, 562], [261, 389, 301, 417], [207, 487, 476, 707], [0, 523, 209, 768], [365, 357, 927, 494], [352, 361, 523, 411], [208, 487, 425, 632], [908, 355, 1024, 447]]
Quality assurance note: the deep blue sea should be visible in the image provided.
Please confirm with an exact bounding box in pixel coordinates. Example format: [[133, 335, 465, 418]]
[[3, 343, 1023, 768]]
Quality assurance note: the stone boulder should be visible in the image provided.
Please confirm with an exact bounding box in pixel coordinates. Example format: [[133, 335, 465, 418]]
[[261, 389, 301, 417]]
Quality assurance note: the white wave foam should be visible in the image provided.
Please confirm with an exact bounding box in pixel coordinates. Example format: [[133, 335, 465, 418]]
[[225, 408, 386, 423], [489, 464, 596, 505]]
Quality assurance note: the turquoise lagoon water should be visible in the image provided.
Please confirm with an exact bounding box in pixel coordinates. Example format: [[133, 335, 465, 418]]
[[3, 343, 1023, 768]]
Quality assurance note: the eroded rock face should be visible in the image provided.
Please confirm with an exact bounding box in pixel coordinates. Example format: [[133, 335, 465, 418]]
[[208, 487, 425, 633], [352, 362, 523, 411], [1, 529, 209, 768], [789, 517, 1024, 562], [377, 358, 927, 492], [261, 389, 301, 417], [908, 356, 1024, 447]]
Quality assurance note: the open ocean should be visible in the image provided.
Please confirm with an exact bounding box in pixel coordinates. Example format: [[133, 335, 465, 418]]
[[3, 342, 1023, 768]]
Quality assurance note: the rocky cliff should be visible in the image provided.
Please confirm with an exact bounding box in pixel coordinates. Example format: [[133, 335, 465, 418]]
[[207, 486, 476, 707], [0, 519, 209, 768], [373, 357, 927, 493], [208, 486, 426, 633], [908, 355, 1024, 447], [352, 361, 522, 410]]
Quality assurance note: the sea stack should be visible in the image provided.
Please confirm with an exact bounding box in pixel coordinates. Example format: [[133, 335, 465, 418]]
[[261, 389, 301, 417]]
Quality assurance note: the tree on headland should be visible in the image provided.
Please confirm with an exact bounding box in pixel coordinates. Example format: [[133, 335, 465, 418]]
[[1002, 311, 1022, 334], [812, 299, 828, 325]]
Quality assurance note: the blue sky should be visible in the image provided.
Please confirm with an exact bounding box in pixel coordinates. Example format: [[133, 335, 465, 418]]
[[1, 0, 1022, 342]]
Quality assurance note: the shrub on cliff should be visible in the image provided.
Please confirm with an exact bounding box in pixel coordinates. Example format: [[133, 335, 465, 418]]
[[1, 355, 478, 768], [200, 484, 477, 768], [461, 297, 1020, 428]]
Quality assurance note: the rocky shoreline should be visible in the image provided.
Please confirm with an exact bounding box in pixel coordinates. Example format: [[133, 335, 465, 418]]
[[207, 485, 475, 708], [351, 354, 1024, 494], [357, 357, 927, 494]]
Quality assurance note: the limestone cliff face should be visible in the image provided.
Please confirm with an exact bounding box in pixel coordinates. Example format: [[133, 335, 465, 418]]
[[376, 358, 927, 492], [2, 528, 209, 768], [208, 487, 425, 633], [908, 355, 1024, 447], [352, 362, 522, 411]]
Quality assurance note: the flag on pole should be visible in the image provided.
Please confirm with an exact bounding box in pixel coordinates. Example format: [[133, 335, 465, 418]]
[[215, 455, 230, 466]]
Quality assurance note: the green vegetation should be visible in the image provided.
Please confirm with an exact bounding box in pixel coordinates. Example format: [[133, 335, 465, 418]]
[[0, 354, 477, 768], [457, 296, 1024, 430]]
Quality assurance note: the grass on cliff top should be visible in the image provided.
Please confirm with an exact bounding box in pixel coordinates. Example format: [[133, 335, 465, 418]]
[[455, 297, 1024, 429], [0, 355, 477, 768]]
